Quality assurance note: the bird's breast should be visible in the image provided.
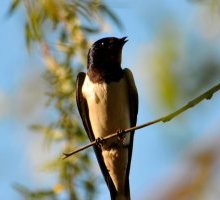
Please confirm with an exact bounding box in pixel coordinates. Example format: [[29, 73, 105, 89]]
[[82, 75, 130, 140]]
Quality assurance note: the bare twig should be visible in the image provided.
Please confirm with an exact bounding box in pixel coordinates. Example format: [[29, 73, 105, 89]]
[[63, 82, 220, 159]]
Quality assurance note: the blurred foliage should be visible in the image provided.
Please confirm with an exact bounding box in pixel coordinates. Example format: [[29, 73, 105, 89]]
[[9, 0, 121, 199], [149, 22, 181, 109], [13, 184, 57, 200], [140, 5, 220, 197], [189, 0, 220, 11], [142, 19, 220, 111], [167, 150, 215, 200], [145, 137, 220, 200]]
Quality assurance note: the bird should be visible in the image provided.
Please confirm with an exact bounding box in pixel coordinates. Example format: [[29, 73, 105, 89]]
[[76, 37, 138, 200]]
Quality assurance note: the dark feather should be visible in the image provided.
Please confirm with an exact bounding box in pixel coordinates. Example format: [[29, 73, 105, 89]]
[[123, 68, 139, 199]]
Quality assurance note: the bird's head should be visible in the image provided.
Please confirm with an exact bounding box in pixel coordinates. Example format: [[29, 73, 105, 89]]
[[87, 37, 128, 69]]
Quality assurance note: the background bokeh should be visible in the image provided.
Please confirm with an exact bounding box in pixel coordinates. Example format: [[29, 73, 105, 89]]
[[1, 0, 220, 199]]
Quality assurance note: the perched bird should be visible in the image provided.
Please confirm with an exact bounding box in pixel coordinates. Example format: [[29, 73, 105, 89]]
[[76, 37, 138, 200]]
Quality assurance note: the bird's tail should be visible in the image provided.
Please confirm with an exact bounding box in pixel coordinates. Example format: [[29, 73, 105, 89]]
[[115, 193, 130, 200]]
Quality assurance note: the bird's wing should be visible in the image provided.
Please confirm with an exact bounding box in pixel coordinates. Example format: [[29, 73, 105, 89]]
[[76, 72, 117, 199], [123, 68, 139, 197]]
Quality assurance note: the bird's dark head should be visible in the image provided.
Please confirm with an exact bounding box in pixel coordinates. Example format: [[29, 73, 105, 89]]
[[87, 37, 128, 69]]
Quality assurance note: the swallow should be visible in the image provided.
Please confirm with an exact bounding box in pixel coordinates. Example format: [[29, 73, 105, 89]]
[[76, 37, 138, 200]]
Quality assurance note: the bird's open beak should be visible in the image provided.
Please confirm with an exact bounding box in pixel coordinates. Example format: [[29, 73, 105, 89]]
[[120, 37, 128, 46]]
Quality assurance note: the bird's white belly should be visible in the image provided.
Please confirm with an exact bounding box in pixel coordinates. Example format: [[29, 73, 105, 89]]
[[82, 75, 131, 192], [82, 75, 130, 138]]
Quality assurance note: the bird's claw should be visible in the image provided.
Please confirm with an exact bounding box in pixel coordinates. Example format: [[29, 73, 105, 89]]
[[117, 129, 125, 142], [95, 137, 104, 148]]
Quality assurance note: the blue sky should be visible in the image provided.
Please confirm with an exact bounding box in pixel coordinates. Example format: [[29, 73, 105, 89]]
[[1, 0, 220, 200]]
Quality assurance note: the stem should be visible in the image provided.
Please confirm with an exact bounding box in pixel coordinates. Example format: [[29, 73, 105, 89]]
[[63, 82, 220, 159]]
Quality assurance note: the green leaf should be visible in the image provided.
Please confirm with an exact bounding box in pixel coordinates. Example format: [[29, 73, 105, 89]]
[[14, 184, 57, 200], [80, 25, 100, 34], [74, 1, 94, 23], [99, 4, 123, 30], [25, 22, 32, 50], [7, 0, 21, 15]]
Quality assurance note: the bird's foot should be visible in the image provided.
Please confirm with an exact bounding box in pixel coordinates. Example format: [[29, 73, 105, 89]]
[[117, 129, 126, 143], [95, 137, 104, 148]]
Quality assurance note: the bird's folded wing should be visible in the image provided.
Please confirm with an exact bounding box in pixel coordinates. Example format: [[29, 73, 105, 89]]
[[123, 68, 139, 196]]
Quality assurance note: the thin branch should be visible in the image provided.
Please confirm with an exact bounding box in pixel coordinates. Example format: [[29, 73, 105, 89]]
[[63, 82, 220, 159]]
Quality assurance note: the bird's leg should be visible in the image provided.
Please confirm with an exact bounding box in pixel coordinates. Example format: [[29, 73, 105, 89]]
[[95, 137, 105, 148], [116, 129, 126, 143]]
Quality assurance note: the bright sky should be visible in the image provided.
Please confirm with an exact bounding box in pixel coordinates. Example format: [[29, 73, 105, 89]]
[[1, 0, 220, 200]]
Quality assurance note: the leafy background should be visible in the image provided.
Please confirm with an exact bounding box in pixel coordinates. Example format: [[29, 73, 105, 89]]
[[1, 0, 220, 200]]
